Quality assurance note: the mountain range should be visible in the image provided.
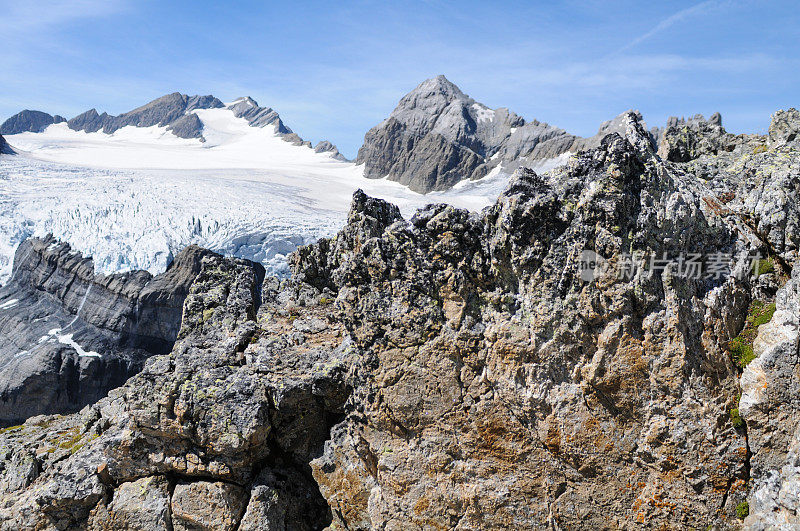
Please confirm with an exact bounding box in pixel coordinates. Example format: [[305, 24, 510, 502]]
[[1, 102, 799, 528], [1, 92, 346, 160], [0, 75, 736, 194]]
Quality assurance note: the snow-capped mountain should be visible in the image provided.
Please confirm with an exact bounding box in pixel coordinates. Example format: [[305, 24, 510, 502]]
[[357, 75, 648, 193], [1, 90, 558, 284]]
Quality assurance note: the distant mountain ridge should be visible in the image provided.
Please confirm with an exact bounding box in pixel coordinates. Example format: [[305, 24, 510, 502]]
[[1, 93, 346, 157], [2, 78, 737, 192], [0, 110, 66, 135]]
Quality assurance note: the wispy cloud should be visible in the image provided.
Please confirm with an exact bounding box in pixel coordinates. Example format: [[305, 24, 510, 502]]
[[614, 0, 733, 55]]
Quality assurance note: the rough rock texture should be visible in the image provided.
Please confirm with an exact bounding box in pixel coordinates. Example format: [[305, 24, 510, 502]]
[[0, 236, 211, 425], [300, 124, 758, 528], [0, 108, 799, 529], [768, 108, 800, 146], [314, 140, 348, 161], [741, 265, 800, 528], [0, 110, 65, 135], [356, 75, 654, 193], [103, 475, 172, 530], [0, 134, 11, 155], [0, 251, 353, 530], [66, 93, 224, 136], [656, 113, 761, 162], [171, 481, 246, 530], [227, 97, 291, 133], [167, 112, 205, 140]]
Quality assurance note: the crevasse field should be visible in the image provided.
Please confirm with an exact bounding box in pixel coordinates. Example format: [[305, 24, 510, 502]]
[[0, 106, 566, 284]]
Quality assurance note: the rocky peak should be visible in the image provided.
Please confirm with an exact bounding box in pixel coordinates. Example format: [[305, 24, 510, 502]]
[[358, 76, 567, 193], [655, 111, 761, 162], [768, 107, 800, 146], [66, 108, 104, 133], [665, 112, 722, 129], [227, 96, 291, 134], [313, 140, 348, 161], [0, 110, 66, 135], [390, 75, 469, 130], [357, 77, 664, 193]]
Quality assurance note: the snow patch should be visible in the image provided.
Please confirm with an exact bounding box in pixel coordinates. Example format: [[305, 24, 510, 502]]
[[471, 103, 495, 123], [0, 298, 19, 310], [0, 107, 544, 285], [56, 333, 101, 358]]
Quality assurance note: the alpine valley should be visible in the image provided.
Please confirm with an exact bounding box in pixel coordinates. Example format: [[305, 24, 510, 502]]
[[1, 76, 799, 529]]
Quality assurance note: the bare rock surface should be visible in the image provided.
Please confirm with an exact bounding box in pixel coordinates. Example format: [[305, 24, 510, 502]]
[[0, 236, 211, 425], [0, 108, 799, 529], [356, 75, 656, 193], [741, 265, 800, 528], [0, 110, 65, 135], [66, 93, 224, 136]]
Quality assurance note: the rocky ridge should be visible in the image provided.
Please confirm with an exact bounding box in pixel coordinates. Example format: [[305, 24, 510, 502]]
[[66, 93, 224, 139], [0, 236, 212, 426], [1, 93, 346, 156], [0, 108, 798, 529], [0, 110, 66, 135]]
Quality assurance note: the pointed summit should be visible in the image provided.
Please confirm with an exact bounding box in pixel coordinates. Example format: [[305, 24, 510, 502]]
[[391, 76, 469, 127], [404, 75, 466, 101]]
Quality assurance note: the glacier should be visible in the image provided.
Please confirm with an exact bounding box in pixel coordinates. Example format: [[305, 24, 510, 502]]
[[0, 105, 568, 284]]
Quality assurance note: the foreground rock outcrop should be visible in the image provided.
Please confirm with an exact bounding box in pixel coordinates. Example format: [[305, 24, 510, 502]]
[[0, 108, 798, 529], [0, 236, 211, 425], [0, 250, 352, 530]]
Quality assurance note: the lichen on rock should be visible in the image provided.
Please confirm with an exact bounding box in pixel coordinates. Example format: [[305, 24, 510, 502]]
[[1, 108, 799, 529]]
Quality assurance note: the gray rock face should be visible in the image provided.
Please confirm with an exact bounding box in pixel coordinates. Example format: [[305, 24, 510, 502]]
[[67, 93, 224, 136], [1, 108, 800, 529], [66, 108, 107, 133], [0, 134, 11, 155], [768, 108, 800, 146], [314, 140, 347, 161], [655, 113, 760, 162], [0, 252, 350, 530], [356, 76, 655, 193], [228, 96, 291, 133], [741, 265, 800, 528], [0, 110, 65, 135], [297, 124, 755, 528], [167, 112, 205, 140], [0, 236, 212, 425]]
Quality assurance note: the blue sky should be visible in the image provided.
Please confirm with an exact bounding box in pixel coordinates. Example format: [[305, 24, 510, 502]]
[[0, 0, 797, 158]]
